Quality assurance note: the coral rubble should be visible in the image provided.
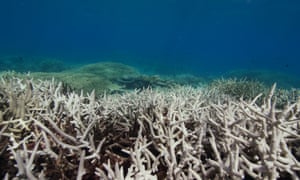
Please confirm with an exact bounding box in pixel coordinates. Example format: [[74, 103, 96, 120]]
[[0, 76, 300, 179]]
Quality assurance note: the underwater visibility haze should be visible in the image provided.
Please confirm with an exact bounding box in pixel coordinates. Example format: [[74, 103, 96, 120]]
[[0, 0, 300, 83], [3, 1, 300, 179]]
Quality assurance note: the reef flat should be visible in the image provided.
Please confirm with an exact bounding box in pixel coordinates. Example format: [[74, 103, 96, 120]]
[[1, 75, 300, 179]]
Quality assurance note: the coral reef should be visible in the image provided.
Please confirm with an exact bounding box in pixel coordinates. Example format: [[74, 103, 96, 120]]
[[1, 76, 300, 179], [224, 69, 300, 89], [209, 78, 300, 108], [209, 78, 267, 101]]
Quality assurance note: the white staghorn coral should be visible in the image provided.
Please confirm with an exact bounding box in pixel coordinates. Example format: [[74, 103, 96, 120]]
[[0, 77, 300, 179]]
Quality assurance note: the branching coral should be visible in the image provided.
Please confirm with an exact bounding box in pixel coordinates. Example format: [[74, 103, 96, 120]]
[[0, 77, 300, 179]]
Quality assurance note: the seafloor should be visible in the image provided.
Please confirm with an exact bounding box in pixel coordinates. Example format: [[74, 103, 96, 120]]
[[1, 57, 300, 179]]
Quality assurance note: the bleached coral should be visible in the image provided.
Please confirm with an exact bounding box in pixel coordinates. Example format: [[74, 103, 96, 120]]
[[0, 77, 300, 179]]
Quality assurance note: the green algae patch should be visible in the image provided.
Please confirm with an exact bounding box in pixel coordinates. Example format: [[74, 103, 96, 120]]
[[33, 72, 120, 94], [0, 61, 207, 95], [29, 62, 141, 94], [76, 62, 139, 79], [0, 62, 141, 94], [21, 62, 182, 94]]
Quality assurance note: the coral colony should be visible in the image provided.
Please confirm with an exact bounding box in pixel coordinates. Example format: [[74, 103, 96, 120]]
[[1, 76, 300, 179]]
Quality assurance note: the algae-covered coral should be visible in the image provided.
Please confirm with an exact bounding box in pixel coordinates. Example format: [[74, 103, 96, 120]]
[[1, 62, 180, 95], [1, 75, 300, 179]]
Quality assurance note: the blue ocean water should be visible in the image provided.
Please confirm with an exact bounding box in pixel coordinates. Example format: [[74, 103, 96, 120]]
[[0, 0, 300, 77]]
